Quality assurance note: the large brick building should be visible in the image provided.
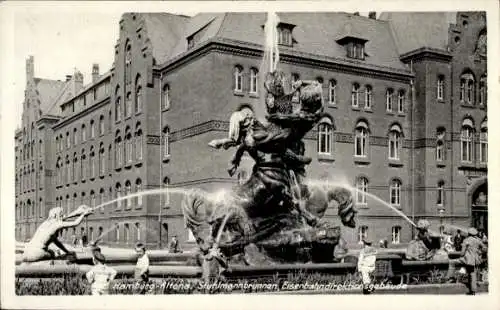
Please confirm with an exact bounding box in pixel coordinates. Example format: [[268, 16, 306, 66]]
[[15, 12, 487, 249]]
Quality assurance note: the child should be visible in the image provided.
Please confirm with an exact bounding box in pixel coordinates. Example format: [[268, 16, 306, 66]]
[[358, 238, 377, 294], [85, 247, 117, 295], [134, 243, 150, 294]]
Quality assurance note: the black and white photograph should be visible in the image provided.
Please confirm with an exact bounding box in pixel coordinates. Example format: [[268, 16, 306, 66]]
[[0, 1, 498, 309]]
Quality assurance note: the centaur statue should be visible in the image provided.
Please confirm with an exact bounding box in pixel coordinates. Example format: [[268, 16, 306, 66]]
[[182, 71, 357, 274]]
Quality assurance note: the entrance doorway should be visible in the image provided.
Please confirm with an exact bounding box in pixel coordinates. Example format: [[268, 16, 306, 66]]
[[471, 182, 488, 234]]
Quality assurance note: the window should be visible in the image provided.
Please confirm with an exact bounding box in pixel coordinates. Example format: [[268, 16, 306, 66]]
[[115, 224, 120, 242], [388, 125, 401, 160], [125, 92, 132, 118], [99, 144, 105, 175], [391, 226, 401, 244], [115, 132, 123, 168], [437, 181, 445, 206], [89, 227, 94, 242], [278, 26, 292, 46], [162, 84, 170, 110], [81, 124, 86, 142], [354, 121, 369, 157], [163, 127, 170, 158], [328, 80, 337, 105], [108, 145, 112, 173], [125, 128, 133, 164], [135, 86, 142, 113], [125, 181, 132, 209], [436, 129, 445, 162], [460, 72, 475, 104], [115, 97, 122, 121], [65, 156, 70, 184], [73, 129, 78, 146], [135, 124, 143, 161], [135, 223, 141, 241], [234, 66, 243, 92], [461, 121, 473, 162], [479, 75, 486, 106], [356, 177, 368, 206], [73, 154, 78, 182], [397, 90, 405, 113], [390, 179, 401, 207], [125, 42, 132, 85], [386, 89, 394, 112], [99, 189, 105, 213], [364, 85, 372, 109], [99, 115, 105, 136], [250, 68, 258, 94], [351, 83, 360, 107], [90, 147, 96, 178], [358, 225, 368, 244], [90, 191, 96, 208], [90, 120, 95, 139], [163, 177, 170, 207], [437, 75, 444, 100], [66, 132, 70, 149], [317, 118, 333, 155], [116, 183, 122, 210], [480, 124, 487, 163], [136, 179, 143, 207]]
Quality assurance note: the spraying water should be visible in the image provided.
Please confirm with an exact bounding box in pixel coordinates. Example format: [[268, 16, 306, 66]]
[[263, 11, 280, 73]]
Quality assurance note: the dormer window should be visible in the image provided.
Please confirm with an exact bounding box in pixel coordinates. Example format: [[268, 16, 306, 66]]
[[277, 23, 295, 46], [336, 35, 368, 60]]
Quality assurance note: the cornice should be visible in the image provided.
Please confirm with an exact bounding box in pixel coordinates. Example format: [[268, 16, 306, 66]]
[[52, 97, 111, 131], [155, 38, 414, 83], [400, 47, 453, 63]]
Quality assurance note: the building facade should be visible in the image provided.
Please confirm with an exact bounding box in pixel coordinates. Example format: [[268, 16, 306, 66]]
[[15, 12, 487, 248]]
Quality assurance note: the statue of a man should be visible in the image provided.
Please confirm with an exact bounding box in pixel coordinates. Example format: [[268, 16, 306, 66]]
[[22, 206, 93, 262]]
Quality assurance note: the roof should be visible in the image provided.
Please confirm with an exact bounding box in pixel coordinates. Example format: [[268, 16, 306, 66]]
[[141, 13, 190, 64], [379, 12, 458, 55], [34, 78, 67, 115], [163, 12, 408, 71]]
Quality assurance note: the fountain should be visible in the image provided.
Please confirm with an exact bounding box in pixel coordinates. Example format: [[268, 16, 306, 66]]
[[181, 12, 357, 276]]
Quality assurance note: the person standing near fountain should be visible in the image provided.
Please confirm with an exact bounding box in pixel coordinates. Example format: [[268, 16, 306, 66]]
[[85, 247, 117, 295], [22, 206, 93, 263], [358, 238, 377, 294], [134, 243, 150, 294]]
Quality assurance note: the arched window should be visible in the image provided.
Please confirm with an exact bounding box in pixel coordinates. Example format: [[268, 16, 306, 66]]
[[136, 179, 143, 207], [317, 118, 333, 155], [125, 127, 133, 164], [460, 72, 475, 104], [364, 85, 372, 109], [66, 132, 70, 149], [391, 226, 401, 244], [99, 188, 105, 213], [135, 123, 143, 161], [397, 90, 405, 113], [81, 149, 87, 180], [81, 191, 86, 206], [125, 180, 132, 209], [125, 42, 132, 85], [386, 88, 394, 112], [90, 120, 96, 139], [390, 179, 401, 207], [162, 84, 170, 110], [135, 85, 142, 113], [81, 124, 86, 142], [480, 121, 487, 163], [89, 227, 94, 242], [388, 124, 402, 160], [115, 224, 120, 242], [65, 156, 71, 184], [90, 146, 96, 178], [437, 181, 445, 206], [73, 128, 78, 146], [355, 176, 368, 206], [163, 176, 170, 208], [250, 68, 258, 94], [108, 144, 112, 173], [437, 75, 445, 100], [234, 66, 243, 92], [73, 153, 78, 182], [351, 83, 360, 107], [99, 143, 105, 175], [461, 119, 474, 162], [115, 96, 122, 122], [115, 131, 123, 168], [125, 92, 132, 118], [124, 223, 130, 243], [116, 183, 122, 209], [135, 223, 141, 241], [354, 121, 369, 157], [358, 225, 368, 244], [479, 75, 486, 106], [99, 115, 105, 136], [72, 193, 77, 211], [90, 190, 96, 208], [328, 80, 337, 105], [163, 127, 170, 158], [436, 128, 445, 162]]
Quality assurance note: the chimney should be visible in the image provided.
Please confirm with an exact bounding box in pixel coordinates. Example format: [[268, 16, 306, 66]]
[[26, 56, 34, 81], [66, 75, 72, 82], [73, 70, 84, 94], [368, 12, 377, 19], [92, 64, 100, 83]]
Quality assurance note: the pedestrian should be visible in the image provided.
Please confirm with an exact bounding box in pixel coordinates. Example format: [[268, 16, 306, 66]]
[[453, 229, 465, 252], [134, 243, 150, 294], [168, 235, 182, 253], [358, 238, 377, 295], [85, 247, 117, 295], [71, 234, 77, 247], [446, 227, 487, 295]]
